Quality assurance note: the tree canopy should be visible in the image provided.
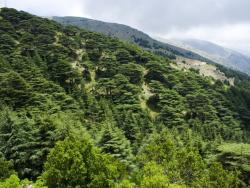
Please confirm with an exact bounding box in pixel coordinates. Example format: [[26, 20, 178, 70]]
[[0, 8, 249, 187]]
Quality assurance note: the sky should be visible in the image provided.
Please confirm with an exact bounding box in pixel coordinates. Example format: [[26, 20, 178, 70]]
[[4, 0, 250, 56]]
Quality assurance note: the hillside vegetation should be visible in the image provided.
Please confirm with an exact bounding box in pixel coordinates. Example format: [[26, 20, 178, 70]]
[[0, 8, 250, 187], [53, 16, 215, 62]]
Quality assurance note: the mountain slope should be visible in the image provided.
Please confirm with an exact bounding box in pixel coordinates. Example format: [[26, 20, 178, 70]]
[[160, 38, 250, 75], [0, 8, 250, 187], [53, 16, 214, 62]]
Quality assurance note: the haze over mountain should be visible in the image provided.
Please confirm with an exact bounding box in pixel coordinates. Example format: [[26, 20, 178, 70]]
[[53, 16, 250, 75], [53, 16, 213, 62], [158, 38, 250, 75]]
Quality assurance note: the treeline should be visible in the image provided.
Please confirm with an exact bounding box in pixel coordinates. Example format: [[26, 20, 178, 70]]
[[0, 8, 249, 187]]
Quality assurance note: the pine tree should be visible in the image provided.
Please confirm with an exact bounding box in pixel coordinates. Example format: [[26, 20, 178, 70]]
[[98, 122, 134, 169]]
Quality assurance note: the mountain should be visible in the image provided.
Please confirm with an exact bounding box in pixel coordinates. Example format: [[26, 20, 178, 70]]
[[53, 17, 250, 75], [159, 38, 250, 75], [0, 8, 250, 187], [53, 16, 214, 62]]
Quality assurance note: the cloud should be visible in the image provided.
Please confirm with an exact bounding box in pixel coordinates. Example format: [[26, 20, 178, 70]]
[[5, 0, 250, 55], [161, 23, 250, 55], [7, 0, 89, 17], [81, 0, 250, 32], [8, 0, 250, 31]]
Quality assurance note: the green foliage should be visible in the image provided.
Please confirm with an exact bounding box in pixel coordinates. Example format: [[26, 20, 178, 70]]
[[140, 162, 169, 188], [0, 108, 78, 179], [0, 71, 30, 108], [96, 74, 140, 104], [218, 143, 250, 155], [85, 39, 103, 61], [158, 89, 186, 127], [96, 57, 119, 78], [116, 49, 133, 64], [207, 163, 242, 188], [0, 158, 14, 180], [48, 59, 81, 91], [53, 16, 213, 63], [119, 63, 144, 84], [43, 135, 121, 188], [215, 143, 250, 185], [0, 8, 249, 187], [115, 179, 135, 188], [137, 130, 243, 187], [0, 34, 16, 54], [98, 123, 134, 169], [0, 174, 46, 188], [0, 175, 22, 188]]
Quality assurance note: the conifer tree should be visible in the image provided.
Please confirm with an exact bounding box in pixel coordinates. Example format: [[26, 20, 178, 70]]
[[98, 122, 134, 169]]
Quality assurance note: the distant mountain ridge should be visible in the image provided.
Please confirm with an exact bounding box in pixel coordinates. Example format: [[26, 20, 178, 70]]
[[159, 38, 250, 75], [53, 16, 214, 63], [53, 16, 250, 75], [54, 16, 149, 42]]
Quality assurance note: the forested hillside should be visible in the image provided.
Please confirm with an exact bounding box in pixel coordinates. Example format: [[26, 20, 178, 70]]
[[0, 8, 250, 187], [53, 16, 215, 62]]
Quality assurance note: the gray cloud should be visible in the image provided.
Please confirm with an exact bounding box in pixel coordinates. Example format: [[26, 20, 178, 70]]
[[5, 0, 250, 55], [81, 0, 250, 33], [7, 0, 87, 17]]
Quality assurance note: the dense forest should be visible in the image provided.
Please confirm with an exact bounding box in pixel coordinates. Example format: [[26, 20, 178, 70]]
[[53, 16, 217, 62], [0, 8, 250, 187]]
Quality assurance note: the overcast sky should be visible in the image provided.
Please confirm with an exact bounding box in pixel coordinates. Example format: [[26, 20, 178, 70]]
[[4, 0, 250, 56]]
